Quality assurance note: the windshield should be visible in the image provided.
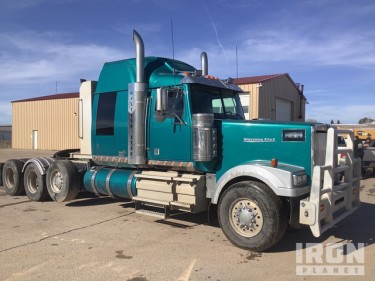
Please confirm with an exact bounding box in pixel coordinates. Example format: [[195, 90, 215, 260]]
[[190, 84, 245, 120]]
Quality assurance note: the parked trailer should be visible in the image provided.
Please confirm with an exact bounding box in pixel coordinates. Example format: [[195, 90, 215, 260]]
[[1, 31, 361, 251]]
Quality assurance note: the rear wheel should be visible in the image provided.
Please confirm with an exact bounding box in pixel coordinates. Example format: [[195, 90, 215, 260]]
[[218, 181, 287, 252], [2, 159, 25, 196], [46, 160, 80, 202], [24, 163, 49, 201]]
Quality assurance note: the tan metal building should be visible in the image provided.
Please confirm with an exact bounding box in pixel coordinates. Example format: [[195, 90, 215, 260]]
[[234, 74, 307, 121], [12, 93, 79, 150]]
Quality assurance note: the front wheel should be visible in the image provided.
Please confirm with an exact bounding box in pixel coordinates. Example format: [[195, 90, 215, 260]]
[[218, 181, 287, 251]]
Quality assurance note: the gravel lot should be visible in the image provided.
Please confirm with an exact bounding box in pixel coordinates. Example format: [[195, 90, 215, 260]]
[[0, 149, 374, 281]]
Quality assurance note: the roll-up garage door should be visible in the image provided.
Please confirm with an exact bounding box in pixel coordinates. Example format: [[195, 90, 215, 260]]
[[276, 98, 292, 121]]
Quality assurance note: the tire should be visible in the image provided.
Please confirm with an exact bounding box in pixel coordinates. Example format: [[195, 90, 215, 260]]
[[218, 181, 287, 252], [46, 160, 80, 202], [2, 159, 25, 196], [24, 163, 49, 201]]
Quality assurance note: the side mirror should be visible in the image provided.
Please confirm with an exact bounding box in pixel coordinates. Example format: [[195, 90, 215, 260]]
[[156, 88, 168, 112]]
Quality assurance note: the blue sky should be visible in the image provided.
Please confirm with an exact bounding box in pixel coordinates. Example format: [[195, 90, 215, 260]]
[[1, 0, 374, 124]]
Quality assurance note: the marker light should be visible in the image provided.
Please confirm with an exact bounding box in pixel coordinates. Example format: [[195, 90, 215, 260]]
[[204, 75, 219, 80]]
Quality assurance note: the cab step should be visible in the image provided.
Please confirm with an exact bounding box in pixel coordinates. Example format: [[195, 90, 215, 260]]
[[170, 201, 193, 210], [132, 196, 170, 206], [135, 208, 170, 219], [134, 199, 171, 219]]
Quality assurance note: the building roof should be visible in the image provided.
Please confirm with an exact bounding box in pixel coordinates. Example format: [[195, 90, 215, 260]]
[[233, 74, 285, 85], [233, 73, 308, 102], [12, 92, 79, 103]]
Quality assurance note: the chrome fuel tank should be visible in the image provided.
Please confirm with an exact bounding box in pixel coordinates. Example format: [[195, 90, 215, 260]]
[[83, 167, 137, 199]]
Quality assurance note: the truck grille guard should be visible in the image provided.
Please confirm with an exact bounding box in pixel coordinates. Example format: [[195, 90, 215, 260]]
[[300, 128, 361, 237]]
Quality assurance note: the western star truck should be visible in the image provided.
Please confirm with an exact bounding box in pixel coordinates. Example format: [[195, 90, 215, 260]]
[[0, 31, 361, 251]]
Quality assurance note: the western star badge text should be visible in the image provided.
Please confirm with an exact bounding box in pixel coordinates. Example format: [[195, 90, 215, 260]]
[[243, 138, 276, 143]]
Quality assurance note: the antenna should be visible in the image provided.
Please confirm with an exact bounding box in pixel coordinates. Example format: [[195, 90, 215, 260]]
[[236, 45, 238, 79], [171, 19, 175, 60], [56, 81, 58, 93]]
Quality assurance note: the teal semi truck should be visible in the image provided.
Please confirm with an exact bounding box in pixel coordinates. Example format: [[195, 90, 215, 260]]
[[1, 31, 361, 251]]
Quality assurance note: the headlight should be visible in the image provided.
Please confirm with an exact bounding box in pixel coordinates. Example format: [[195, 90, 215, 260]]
[[293, 173, 307, 186]]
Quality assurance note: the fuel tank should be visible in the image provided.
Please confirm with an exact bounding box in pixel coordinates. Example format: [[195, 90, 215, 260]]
[[83, 167, 137, 199]]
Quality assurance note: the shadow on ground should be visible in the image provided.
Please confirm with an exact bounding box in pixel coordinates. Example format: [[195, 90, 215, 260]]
[[269, 201, 375, 254], [63, 190, 374, 254], [65, 192, 130, 207]]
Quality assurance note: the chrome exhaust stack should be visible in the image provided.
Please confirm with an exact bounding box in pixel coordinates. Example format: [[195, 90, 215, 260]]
[[128, 30, 148, 165], [201, 52, 208, 76], [133, 30, 145, 83]]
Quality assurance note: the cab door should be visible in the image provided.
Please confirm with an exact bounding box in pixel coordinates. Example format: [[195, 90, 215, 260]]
[[148, 87, 192, 162]]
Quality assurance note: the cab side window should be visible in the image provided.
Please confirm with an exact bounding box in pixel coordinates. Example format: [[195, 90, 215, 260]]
[[167, 89, 184, 118], [96, 92, 117, 135]]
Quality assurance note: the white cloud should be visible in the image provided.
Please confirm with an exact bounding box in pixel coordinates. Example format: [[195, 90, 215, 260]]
[[0, 30, 132, 124], [170, 24, 375, 80], [0, 31, 128, 86], [240, 29, 375, 68]]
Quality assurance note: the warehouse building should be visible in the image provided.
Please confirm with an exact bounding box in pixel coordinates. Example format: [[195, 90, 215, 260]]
[[11, 73, 307, 150], [234, 73, 307, 121], [12, 93, 79, 150]]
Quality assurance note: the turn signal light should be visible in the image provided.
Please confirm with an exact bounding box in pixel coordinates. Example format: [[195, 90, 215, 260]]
[[271, 158, 278, 167]]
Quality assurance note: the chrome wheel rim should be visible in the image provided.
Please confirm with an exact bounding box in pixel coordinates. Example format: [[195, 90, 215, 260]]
[[229, 198, 264, 237], [5, 168, 15, 188], [26, 170, 38, 193], [50, 170, 63, 194]]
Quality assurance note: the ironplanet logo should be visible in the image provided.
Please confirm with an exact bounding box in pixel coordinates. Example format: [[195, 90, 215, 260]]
[[243, 138, 276, 143], [296, 243, 365, 276]]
